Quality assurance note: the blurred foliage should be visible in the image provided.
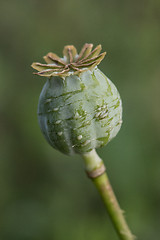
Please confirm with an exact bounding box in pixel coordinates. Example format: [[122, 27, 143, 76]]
[[0, 0, 160, 239]]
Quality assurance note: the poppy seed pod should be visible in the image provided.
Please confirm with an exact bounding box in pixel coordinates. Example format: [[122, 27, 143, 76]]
[[31, 44, 122, 155]]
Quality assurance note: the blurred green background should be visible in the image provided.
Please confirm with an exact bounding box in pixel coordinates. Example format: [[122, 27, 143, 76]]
[[0, 0, 160, 239]]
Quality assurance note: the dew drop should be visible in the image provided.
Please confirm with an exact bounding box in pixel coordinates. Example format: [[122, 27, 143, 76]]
[[77, 135, 82, 140]]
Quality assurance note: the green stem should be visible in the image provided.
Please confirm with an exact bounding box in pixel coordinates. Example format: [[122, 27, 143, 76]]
[[82, 149, 135, 240]]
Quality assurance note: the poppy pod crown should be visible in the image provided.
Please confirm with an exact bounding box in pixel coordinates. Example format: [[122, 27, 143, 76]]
[[31, 44, 122, 155], [31, 44, 106, 77]]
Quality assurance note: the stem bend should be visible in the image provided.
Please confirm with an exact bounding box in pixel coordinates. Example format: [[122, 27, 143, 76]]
[[82, 149, 135, 240]]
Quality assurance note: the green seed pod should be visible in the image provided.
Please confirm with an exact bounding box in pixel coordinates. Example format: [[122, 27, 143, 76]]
[[32, 44, 122, 155]]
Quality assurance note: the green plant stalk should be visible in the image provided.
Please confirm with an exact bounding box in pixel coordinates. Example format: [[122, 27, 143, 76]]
[[82, 149, 135, 240]]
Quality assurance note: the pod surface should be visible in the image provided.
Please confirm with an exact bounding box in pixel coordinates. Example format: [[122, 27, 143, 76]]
[[38, 68, 122, 155]]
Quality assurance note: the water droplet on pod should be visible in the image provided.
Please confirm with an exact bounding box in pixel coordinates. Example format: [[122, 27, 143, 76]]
[[77, 135, 83, 140]]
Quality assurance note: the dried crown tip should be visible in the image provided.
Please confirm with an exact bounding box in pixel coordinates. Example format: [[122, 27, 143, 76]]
[[31, 43, 106, 78]]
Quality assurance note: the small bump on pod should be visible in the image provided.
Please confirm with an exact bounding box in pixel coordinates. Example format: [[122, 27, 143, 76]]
[[53, 107, 59, 112], [55, 120, 62, 124], [57, 132, 63, 136], [74, 112, 81, 119], [81, 140, 91, 146], [45, 98, 52, 103]]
